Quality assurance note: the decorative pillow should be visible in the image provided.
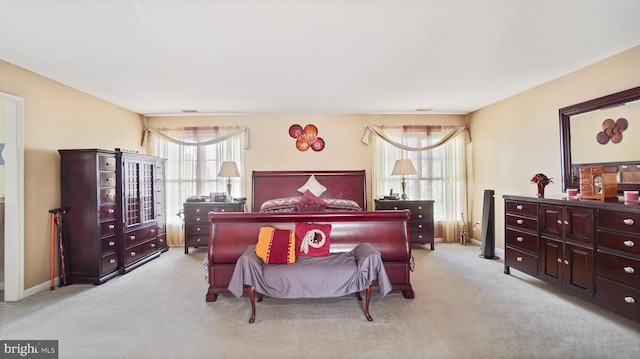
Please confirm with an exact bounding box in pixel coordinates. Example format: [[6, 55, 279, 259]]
[[324, 198, 363, 211], [297, 175, 327, 197], [295, 223, 332, 256], [255, 226, 296, 264], [296, 190, 328, 212], [259, 196, 300, 212]]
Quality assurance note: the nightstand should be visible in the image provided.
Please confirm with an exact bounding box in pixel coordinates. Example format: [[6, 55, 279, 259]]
[[183, 201, 244, 254], [374, 199, 435, 249]]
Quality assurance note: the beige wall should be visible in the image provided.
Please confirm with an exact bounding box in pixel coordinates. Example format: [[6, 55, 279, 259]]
[[468, 45, 640, 249], [0, 60, 144, 289], [147, 114, 466, 211]]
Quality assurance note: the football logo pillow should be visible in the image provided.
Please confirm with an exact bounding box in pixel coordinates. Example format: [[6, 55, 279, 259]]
[[295, 223, 332, 256]]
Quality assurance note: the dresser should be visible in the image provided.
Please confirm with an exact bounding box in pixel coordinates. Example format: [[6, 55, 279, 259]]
[[504, 195, 640, 323], [374, 199, 435, 249], [183, 201, 244, 254], [59, 149, 167, 284]]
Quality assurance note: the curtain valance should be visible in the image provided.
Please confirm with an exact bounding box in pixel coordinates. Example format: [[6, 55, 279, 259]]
[[361, 125, 470, 151]]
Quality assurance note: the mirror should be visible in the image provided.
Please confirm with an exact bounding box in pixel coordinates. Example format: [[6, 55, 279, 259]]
[[560, 86, 640, 192]]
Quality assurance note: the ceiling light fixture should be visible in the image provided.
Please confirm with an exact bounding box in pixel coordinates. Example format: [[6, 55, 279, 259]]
[[416, 108, 432, 112]]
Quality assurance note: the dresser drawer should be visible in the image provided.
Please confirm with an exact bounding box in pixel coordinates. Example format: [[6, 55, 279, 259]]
[[100, 252, 119, 275], [100, 220, 117, 237], [505, 214, 537, 232], [505, 247, 537, 277], [597, 251, 640, 289], [99, 155, 116, 171], [506, 228, 538, 253], [101, 236, 118, 254], [124, 240, 158, 266], [100, 188, 117, 204], [186, 235, 208, 247], [409, 231, 431, 245], [598, 211, 640, 234], [125, 225, 157, 247], [598, 230, 640, 256], [186, 223, 209, 235], [100, 204, 118, 220], [595, 277, 640, 322], [505, 200, 538, 217], [157, 234, 166, 248], [186, 214, 209, 224]]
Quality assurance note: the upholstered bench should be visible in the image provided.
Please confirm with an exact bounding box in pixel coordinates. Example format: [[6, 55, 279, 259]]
[[228, 240, 391, 323]]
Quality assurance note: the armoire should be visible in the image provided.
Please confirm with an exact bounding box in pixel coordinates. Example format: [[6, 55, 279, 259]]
[[58, 148, 167, 284]]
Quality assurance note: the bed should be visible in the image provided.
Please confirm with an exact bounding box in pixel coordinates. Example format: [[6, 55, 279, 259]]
[[205, 170, 415, 302], [251, 170, 367, 212]]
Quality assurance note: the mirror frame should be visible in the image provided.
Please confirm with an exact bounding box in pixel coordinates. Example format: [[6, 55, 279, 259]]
[[560, 85, 640, 192]]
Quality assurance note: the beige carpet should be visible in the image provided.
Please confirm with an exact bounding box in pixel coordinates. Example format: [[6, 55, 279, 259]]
[[1, 243, 639, 359]]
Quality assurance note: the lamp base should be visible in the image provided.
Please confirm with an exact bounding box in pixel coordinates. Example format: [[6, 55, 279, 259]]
[[401, 177, 408, 200]]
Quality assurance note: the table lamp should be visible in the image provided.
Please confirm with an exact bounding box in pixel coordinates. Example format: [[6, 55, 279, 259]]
[[391, 159, 417, 199], [218, 161, 240, 198]]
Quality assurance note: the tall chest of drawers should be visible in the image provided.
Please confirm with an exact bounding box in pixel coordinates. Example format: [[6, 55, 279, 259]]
[[503, 195, 640, 323], [183, 201, 244, 254], [374, 199, 435, 249], [59, 149, 167, 284]]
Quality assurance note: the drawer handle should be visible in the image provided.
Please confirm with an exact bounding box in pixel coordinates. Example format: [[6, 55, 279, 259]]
[[130, 251, 136, 257], [564, 220, 569, 225], [516, 237, 523, 242], [516, 257, 523, 262], [516, 219, 523, 225], [109, 241, 115, 246], [108, 224, 115, 230], [418, 214, 422, 219], [196, 238, 202, 242], [109, 259, 116, 264], [393, 206, 398, 210], [557, 220, 562, 224], [150, 229, 156, 234], [221, 209, 226, 212], [418, 235, 423, 239], [516, 205, 523, 210], [196, 217, 201, 221], [564, 259, 569, 265], [106, 193, 113, 199], [624, 267, 635, 274], [196, 228, 201, 232], [418, 206, 422, 210], [623, 218, 635, 225], [557, 258, 562, 263], [129, 235, 136, 240], [151, 243, 156, 248], [624, 240, 635, 247], [108, 209, 115, 214], [624, 297, 636, 304], [418, 224, 423, 228], [196, 208, 201, 213]]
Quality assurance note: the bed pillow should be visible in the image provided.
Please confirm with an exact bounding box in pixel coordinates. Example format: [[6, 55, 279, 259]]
[[259, 196, 300, 212], [297, 175, 327, 197], [255, 226, 296, 264], [295, 223, 332, 256], [324, 198, 363, 211], [296, 190, 328, 212]]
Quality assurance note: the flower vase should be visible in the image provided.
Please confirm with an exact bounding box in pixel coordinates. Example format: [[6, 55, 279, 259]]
[[537, 183, 546, 198]]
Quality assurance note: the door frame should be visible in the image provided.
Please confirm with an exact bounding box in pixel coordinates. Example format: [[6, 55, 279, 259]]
[[1, 91, 25, 301]]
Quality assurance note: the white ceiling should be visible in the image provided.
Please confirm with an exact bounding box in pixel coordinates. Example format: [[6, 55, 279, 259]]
[[1, 0, 639, 116]]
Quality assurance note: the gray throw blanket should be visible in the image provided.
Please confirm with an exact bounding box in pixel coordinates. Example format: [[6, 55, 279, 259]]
[[228, 243, 392, 299]]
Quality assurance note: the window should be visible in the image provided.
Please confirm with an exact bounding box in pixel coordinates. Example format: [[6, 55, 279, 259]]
[[371, 126, 468, 242], [148, 126, 246, 246]]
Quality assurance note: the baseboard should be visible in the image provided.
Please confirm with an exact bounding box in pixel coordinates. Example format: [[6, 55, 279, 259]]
[[22, 278, 60, 298], [469, 237, 504, 258]]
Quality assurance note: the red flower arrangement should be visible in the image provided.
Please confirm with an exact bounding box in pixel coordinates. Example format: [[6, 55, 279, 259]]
[[530, 173, 553, 186]]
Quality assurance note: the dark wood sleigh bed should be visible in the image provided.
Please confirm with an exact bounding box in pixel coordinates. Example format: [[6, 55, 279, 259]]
[[205, 170, 415, 301]]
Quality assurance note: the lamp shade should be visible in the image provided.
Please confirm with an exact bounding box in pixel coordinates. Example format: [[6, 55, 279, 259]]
[[391, 159, 417, 176], [218, 161, 240, 177]]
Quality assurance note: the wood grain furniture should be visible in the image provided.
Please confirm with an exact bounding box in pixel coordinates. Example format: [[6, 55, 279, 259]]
[[183, 201, 244, 254], [206, 210, 413, 302], [251, 170, 367, 211], [58, 149, 167, 284], [504, 194, 640, 323], [374, 199, 435, 249]]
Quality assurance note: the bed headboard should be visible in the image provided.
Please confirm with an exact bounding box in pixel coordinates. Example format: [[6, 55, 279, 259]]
[[251, 170, 367, 212]]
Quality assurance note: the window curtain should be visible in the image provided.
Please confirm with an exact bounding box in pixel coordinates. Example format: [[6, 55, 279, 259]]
[[365, 125, 470, 243], [147, 126, 247, 246]]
